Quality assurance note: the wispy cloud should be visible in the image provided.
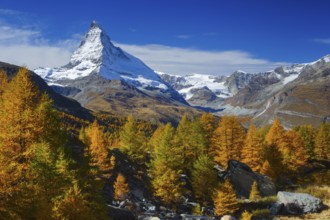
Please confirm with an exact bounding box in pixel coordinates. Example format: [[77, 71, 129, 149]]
[[314, 38, 330, 45], [116, 43, 287, 75], [175, 34, 191, 39], [0, 25, 40, 43]]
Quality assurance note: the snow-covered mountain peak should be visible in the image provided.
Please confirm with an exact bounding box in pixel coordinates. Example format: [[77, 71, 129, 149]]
[[69, 20, 125, 68], [35, 21, 167, 89]]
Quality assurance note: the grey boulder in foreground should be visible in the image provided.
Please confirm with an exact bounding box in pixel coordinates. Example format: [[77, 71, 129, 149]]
[[275, 191, 323, 215]]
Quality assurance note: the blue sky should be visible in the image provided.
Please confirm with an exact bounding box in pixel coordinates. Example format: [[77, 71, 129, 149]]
[[0, 0, 329, 75]]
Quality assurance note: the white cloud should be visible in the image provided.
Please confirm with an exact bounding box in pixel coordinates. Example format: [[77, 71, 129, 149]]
[[0, 24, 78, 69], [0, 44, 72, 68], [0, 25, 39, 43], [116, 43, 287, 75], [314, 38, 330, 45]]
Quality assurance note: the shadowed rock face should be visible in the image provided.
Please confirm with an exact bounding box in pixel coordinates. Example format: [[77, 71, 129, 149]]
[[216, 160, 276, 198]]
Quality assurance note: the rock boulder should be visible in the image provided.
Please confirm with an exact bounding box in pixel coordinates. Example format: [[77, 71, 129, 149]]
[[216, 160, 276, 198], [277, 191, 323, 214]]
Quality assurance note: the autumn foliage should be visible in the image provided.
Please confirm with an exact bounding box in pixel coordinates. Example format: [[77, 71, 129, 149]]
[[213, 179, 239, 216]]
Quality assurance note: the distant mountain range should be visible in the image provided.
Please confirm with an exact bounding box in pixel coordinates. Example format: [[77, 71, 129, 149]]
[[29, 21, 330, 127], [159, 55, 330, 128]]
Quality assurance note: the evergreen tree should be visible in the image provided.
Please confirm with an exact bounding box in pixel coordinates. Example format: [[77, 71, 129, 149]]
[[249, 181, 261, 201], [149, 123, 183, 206], [279, 130, 307, 171], [242, 123, 263, 171], [259, 160, 275, 179], [191, 155, 218, 204], [173, 113, 193, 171], [315, 123, 330, 160], [266, 118, 285, 146], [199, 112, 216, 154], [0, 70, 8, 96], [213, 179, 239, 216], [212, 115, 246, 167], [294, 125, 316, 159], [119, 115, 146, 164], [86, 120, 110, 177], [148, 124, 165, 154], [264, 118, 285, 176], [151, 159, 182, 206], [114, 173, 129, 201], [52, 183, 93, 220], [151, 123, 182, 170]]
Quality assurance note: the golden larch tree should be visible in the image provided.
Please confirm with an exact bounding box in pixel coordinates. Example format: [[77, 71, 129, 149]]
[[119, 115, 146, 164], [213, 179, 239, 216], [52, 183, 92, 220], [259, 160, 275, 180], [86, 120, 110, 176], [249, 181, 261, 201], [114, 173, 129, 201], [0, 68, 56, 210], [242, 123, 263, 171], [314, 123, 330, 160], [151, 159, 182, 206], [212, 115, 246, 167], [191, 155, 218, 204], [266, 118, 285, 146], [199, 112, 216, 153], [279, 130, 307, 171], [264, 118, 285, 176], [294, 125, 316, 159], [0, 70, 8, 96]]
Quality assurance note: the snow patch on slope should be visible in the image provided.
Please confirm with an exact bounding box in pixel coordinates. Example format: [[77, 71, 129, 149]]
[[282, 74, 299, 85], [157, 72, 231, 99]]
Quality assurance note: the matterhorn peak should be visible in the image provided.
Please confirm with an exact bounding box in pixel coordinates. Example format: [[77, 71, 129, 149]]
[[90, 20, 99, 28], [34, 22, 167, 89]]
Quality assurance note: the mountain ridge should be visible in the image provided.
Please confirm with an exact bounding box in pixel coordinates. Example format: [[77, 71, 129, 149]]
[[159, 54, 330, 127]]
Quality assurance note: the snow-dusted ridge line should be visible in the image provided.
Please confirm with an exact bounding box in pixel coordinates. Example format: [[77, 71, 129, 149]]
[[157, 54, 330, 102]]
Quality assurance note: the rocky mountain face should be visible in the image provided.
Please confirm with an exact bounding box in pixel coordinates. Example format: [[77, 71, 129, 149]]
[[0, 62, 92, 120], [159, 56, 330, 127], [35, 22, 199, 123]]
